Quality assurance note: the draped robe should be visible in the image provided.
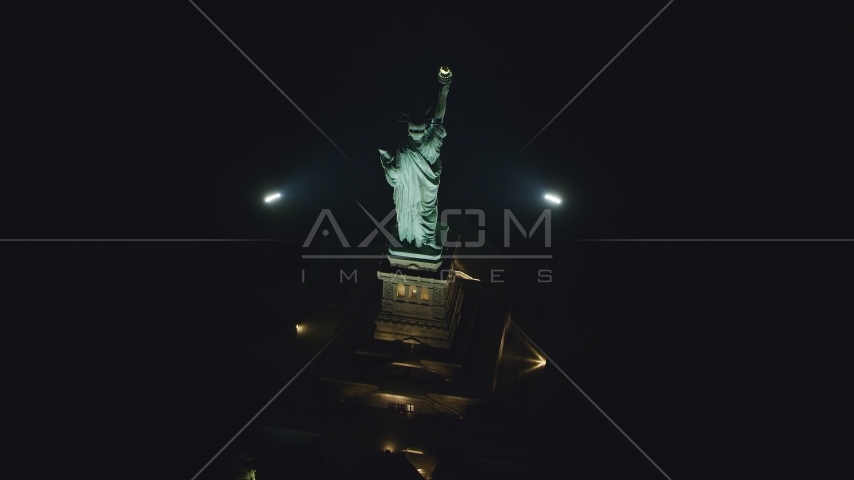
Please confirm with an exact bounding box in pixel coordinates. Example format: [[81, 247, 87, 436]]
[[382, 123, 446, 248]]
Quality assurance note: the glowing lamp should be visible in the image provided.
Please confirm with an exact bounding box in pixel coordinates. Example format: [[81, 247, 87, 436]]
[[544, 194, 561, 204], [265, 193, 281, 203], [438, 65, 453, 84]]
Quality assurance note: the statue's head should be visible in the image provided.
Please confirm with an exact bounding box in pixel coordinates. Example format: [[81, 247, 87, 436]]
[[407, 112, 428, 141], [408, 122, 427, 141]]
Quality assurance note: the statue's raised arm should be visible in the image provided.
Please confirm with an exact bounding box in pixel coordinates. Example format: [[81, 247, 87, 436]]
[[434, 66, 452, 123]]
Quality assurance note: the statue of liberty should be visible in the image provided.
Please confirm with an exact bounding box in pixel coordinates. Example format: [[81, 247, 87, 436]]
[[379, 67, 452, 257]]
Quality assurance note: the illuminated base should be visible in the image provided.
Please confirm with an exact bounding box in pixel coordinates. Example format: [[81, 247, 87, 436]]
[[374, 260, 463, 349], [379, 226, 459, 347], [319, 232, 511, 421], [319, 270, 509, 419]]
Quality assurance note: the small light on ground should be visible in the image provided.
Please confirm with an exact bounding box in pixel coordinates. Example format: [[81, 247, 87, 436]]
[[544, 193, 561, 204], [264, 193, 281, 203]]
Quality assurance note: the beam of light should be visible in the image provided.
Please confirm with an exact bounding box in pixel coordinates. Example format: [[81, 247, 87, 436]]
[[519, 354, 548, 376], [544, 194, 562, 204], [454, 271, 480, 281], [511, 320, 674, 480], [264, 193, 281, 203], [514, 0, 675, 159], [391, 362, 422, 369], [524, 354, 547, 368], [189, 330, 343, 480], [188, 0, 356, 167]]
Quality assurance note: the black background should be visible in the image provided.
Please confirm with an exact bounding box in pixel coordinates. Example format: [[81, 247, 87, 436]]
[[3, 1, 852, 478]]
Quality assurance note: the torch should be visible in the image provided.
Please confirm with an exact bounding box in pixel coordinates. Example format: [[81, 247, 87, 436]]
[[438, 65, 453, 85]]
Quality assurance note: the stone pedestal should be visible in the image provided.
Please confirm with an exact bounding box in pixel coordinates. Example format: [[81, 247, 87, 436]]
[[374, 260, 463, 349], [386, 224, 448, 272]]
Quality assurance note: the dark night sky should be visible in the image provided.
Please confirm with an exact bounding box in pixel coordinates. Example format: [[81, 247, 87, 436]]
[[3, 1, 853, 479]]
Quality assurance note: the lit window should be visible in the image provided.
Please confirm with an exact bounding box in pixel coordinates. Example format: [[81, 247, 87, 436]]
[[406, 404, 415, 412], [410, 286, 418, 299], [397, 284, 405, 298], [421, 287, 429, 301]]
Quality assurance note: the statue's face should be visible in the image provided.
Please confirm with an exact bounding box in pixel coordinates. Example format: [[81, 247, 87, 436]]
[[408, 122, 426, 141]]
